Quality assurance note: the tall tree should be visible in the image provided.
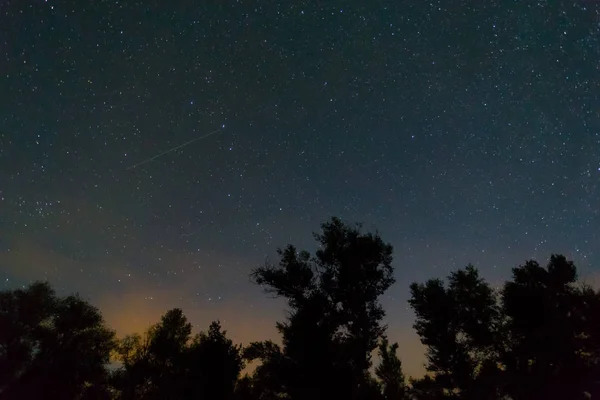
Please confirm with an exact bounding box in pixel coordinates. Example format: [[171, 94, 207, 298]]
[[578, 285, 600, 398], [113, 308, 192, 399], [185, 321, 244, 400], [112, 333, 150, 399], [409, 265, 502, 399], [0, 281, 56, 393], [114, 311, 244, 400], [247, 217, 395, 400], [0, 282, 115, 400], [408, 254, 600, 400], [375, 338, 408, 400], [501, 254, 592, 400]]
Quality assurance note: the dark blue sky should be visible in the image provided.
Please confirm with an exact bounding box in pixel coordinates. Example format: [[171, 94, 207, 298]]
[[1, 0, 599, 377]]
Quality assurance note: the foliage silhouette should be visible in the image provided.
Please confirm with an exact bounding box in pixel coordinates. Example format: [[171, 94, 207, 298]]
[[185, 320, 244, 399], [375, 338, 408, 400], [247, 217, 396, 400], [113, 308, 192, 399], [0, 282, 115, 400], [408, 375, 447, 400], [409, 265, 501, 399], [409, 254, 600, 400], [500, 254, 595, 400], [2, 222, 600, 400], [113, 309, 243, 400]]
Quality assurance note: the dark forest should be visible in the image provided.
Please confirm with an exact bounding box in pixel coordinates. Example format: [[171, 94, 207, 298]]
[[2, 218, 599, 399]]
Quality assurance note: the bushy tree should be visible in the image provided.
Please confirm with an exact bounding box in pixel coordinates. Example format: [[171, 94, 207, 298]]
[[113, 309, 243, 400], [247, 217, 395, 400], [5, 247, 600, 400], [113, 308, 192, 399], [376, 338, 408, 400], [0, 282, 115, 400], [409, 265, 501, 399], [408, 375, 447, 400], [185, 321, 244, 399], [408, 255, 600, 400], [578, 285, 600, 398], [501, 255, 593, 400]]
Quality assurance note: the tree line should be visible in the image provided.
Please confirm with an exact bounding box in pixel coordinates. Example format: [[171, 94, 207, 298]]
[[1, 217, 599, 399]]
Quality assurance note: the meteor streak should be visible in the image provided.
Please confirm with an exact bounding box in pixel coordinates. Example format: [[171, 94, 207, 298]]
[[126, 126, 225, 170]]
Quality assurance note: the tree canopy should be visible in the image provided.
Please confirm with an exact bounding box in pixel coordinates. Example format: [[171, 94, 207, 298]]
[[112, 309, 243, 400], [408, 254, 600, 400], [0, 282, 115, 399], [247, 217, 396, 400], [1, 218, 599, 400]]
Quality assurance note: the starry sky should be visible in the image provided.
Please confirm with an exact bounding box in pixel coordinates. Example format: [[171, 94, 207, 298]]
[[1, 0, 599, 378]]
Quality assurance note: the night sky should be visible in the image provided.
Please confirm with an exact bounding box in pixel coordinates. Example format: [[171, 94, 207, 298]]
[[1, 1, 599, 377]]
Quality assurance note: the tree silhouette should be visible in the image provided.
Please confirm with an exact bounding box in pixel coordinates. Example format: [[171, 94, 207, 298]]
[[409, 265, 501, 399], [408, 254, 600, 400], [579, 285, 600, 398], [375, 338, 408, 400], [116, 309, 185, 398], [113, 308, 192, 399], [185, 320, 244, 400], [243, 340, 288, 399], [112, 333, 149, 399], [0, 282, 115, 400], [407, 375, 447, 400], [501, 254, 593, 400], [234, 375, 262, 400], [247, 217, 396, 400], [3, 248, 599, 400], [113, 309, 243, 400]]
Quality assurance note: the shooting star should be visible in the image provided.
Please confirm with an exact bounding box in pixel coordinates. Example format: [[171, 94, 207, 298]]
[[126, 125, 225, 170]]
